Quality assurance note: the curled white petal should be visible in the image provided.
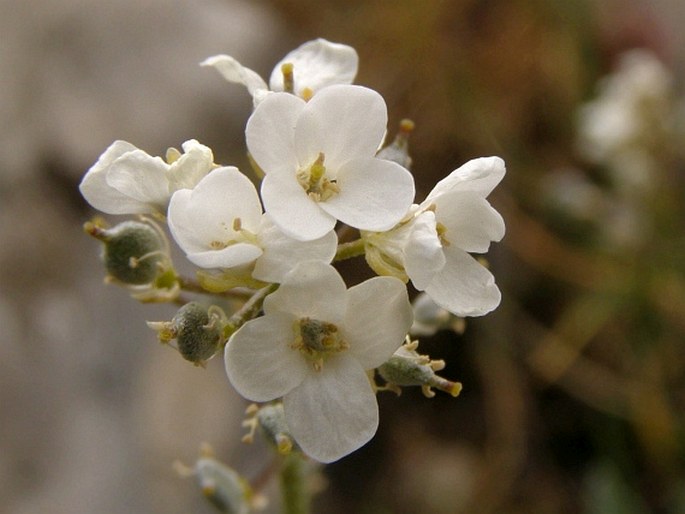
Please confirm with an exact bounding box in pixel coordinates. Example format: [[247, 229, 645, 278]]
[[424, 156, 506, 204], [269, 38, 358, 98], [404, 210, 446, 290], [105, 150, 170, 212], [201, 54, 269, 104], [167, 139, 215, 190], [434, 191, 506, 253], [79, 140, 151, 214], [424, 245, 501, 317]]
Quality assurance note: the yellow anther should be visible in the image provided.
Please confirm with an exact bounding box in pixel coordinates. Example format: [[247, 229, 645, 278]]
[[301, 87, 314, 101], [309, 153, 325, 183], [166, 146, 182, 164], [281, 62, 295, 94], [399, 118, 415, 135], [436, 222, 450, 246], [232, 217, 242, 232]]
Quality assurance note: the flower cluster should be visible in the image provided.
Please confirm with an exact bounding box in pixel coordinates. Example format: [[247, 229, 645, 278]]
[[79, 38, 505, 463]]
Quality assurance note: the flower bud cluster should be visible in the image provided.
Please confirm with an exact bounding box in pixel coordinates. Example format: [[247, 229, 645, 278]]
[[79, 38, 505, 464]]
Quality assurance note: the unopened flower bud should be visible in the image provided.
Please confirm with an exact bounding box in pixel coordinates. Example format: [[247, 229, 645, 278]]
[[376, 118, 414, 170], [175, 443, 258, 514], [410, 293, 466, 337], [148, 302, 224, 365], [378, 340, 462, 398], [85, 220, 164, 285], [241, 403, 298, 455]]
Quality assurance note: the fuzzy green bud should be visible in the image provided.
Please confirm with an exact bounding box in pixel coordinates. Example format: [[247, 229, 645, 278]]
[[378, 341, 462, 398], [171, 302, 223, 364], [256, 403, 299, 455], [175, 444, 256, 514], [86, 220, 164, 285]]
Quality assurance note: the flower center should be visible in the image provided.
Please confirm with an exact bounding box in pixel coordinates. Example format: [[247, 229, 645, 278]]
[[291, 317, 349, 371], [296, 153, 340, 202], [209, 217, 259, 250]]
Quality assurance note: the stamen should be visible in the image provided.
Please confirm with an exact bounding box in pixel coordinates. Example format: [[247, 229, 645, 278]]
[[301, 87, 314, 101], [292, 317, 349, 371], [436, 222, 450, 246], [296, 153, 340, 203], [281, 62, 294, 94]]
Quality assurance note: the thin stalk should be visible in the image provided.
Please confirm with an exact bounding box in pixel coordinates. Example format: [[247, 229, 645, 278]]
[[222, 283, 278, 340], [280, 454, 309, 514], [335, 238, 366, 261]]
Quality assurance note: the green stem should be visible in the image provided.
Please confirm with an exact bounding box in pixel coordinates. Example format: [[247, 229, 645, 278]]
[[335, 238, 366, 261], [280, 453, 309, 514], [222, 283, 278, 340], [176, 275, 252, 300]]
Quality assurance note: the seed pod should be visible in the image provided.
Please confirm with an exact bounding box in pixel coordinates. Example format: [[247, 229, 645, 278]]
[[172, 302, 222, 364], [89, 221, 164, 285]]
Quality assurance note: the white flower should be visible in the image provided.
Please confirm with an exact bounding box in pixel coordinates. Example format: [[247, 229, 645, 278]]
[[577, 49, 673, 167], [246, 84, 415, 241], [167, 167, 337, 283], [224, 261, 413, 462], [364, 157, 506, 317], [79, 139, 214, 216], [202, 38, 358, 105]]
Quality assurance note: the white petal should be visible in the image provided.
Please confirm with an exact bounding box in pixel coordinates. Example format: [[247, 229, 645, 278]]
[[167, 139, 214, 190], [79, 141, 152, 214], [424, 156, 505, 205], [269, 38, 358, 97], [105, 150, 170, 211], [284, 354, 378, 463], [260, 173, 336, 241], [434, 191, 506, 253], [224, 312, 308, 402], [404, 211, 446, 290], [294, 85, 387, 171], [343, 277, 413, 369], [187, 243, 263, 269], [424, 245, 501, 317], [252, 215, 337, 283], [246, 92, 304, 176], [320, 157, 415, 232], [263, 261, 346, 324], [167, 167, 262, 257], [201, 54, 269, 103]]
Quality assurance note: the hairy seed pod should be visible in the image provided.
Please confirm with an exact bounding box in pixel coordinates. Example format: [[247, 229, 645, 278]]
[[99, 221, 164, 284], [172, 302, 222, 364]]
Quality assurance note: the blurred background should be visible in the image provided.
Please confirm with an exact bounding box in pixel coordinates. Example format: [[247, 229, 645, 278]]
[[2, 0, 685, 512]]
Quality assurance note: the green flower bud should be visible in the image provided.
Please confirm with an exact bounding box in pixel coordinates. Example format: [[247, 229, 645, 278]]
[[241, 403, 298, 455], [172, 302, 223, 364], [378, 340, 462, 398], [175, 443, 257, 514], [376, 118, 414, 170], [86, 220, 164, 285]]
